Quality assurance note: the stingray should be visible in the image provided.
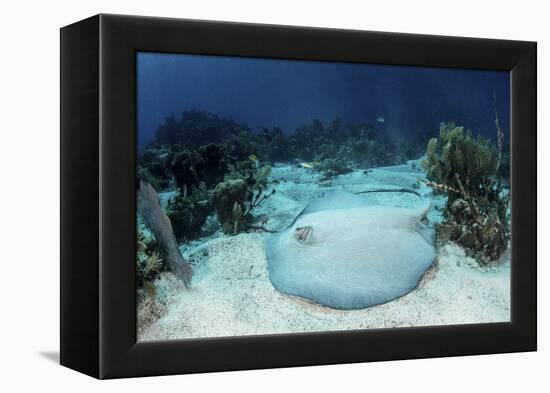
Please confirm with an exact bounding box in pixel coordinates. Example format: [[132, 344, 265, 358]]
[[266, 190, 435, 309]]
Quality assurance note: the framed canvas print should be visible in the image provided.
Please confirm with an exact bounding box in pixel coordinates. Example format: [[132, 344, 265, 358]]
[[60, 14, 536, 379]]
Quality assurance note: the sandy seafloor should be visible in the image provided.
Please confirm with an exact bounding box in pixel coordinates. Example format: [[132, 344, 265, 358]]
[[138, 159, 510, 341]]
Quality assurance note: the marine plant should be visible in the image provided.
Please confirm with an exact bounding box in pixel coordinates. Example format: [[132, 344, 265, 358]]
[[136, 226, 169, 298], [421, 121, 509, 264], [260, 127, 290, 162], [171, 143, 228, 191], [283, 116, 419, 169], [137, 166, 162, 191], [423, 123, 499, 200], [137, 145, 176, 190], [212, 178, 249, 234], [315, 157, 353, 180], [154, 110, 249, 148], [212, 163, 276, 235], [141, 111, 420, 196], [227, 127, 291, 162], [136, 224, 168, 333], [165, 181, 211, 241]]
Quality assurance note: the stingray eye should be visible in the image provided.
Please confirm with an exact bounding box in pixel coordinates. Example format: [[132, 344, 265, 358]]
[[295, 226, 312, 243], [421, 216, 429, 225]]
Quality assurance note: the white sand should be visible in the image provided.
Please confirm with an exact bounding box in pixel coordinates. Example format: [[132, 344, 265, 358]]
[[138, 163, 510, 341]]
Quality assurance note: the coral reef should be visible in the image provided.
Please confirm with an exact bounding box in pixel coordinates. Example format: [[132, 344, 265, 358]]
[[137, 145, 175, 190], [211, 163, 276, 235], [421, 122, 509, 264], [423, 123, 499, 202], [171, 143, 228, 191], [138, 110, 509, 263], [315, 157, 353, 180], [154, 110, 249, 147], [211, 179, 249, 234], [165, 182, 211, 241], [227, 127, 291, 162], [136, 228, 163, 289], [138, 111, 424, 200]]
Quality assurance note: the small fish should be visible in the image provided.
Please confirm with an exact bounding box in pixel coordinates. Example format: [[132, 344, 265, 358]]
[[300, 162, 314, 169], [376, 117, 385, 123], [249, 154, 259, 168]]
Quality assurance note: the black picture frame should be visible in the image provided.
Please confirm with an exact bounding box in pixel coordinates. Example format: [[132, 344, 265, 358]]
[[60, 14, 537, 379]]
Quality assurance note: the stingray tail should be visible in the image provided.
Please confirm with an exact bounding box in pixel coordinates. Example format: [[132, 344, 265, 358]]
[[416, 198, 432, 219], [349, 186, 431, 217], [414, 199, 435, 246], [351, 187, 422, 198]]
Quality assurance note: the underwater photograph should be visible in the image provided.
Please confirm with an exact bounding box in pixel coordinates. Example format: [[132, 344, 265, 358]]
[[136, 52, 511, 341]]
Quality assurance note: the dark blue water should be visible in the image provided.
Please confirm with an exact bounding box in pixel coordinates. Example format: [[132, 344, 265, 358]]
[[137, 52, 509, 148]]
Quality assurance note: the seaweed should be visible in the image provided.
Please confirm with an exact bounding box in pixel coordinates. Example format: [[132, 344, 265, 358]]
[[421, 121, 509, 264], [141, 111, 422, 197], [212, 163, 276, 235], [171, 143, 228, 191], [165, 182, 211, 241], [227, 127, 291, 162], [423, 123, 498, 201], [137, 145, 176, 190], [154, 110, 249, 148], [284, 117, 418, 169], [136, 228, 162, 289], [137, 166, 162, 191], [315, 157, 353, 180], [212, 179, 249, 234]]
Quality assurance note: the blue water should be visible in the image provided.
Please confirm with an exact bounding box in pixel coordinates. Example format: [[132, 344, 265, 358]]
[[137, 52, 510, 149], [136, 51, 510, 311]]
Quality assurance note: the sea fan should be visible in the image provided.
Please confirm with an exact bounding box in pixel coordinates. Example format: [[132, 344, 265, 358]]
[[137, 181, 193, 287]]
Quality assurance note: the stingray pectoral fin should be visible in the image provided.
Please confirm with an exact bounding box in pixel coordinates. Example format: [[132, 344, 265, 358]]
[[416, 222, 435, 246], [266, 195, 436, 310], [301, 190, 374, 215]]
